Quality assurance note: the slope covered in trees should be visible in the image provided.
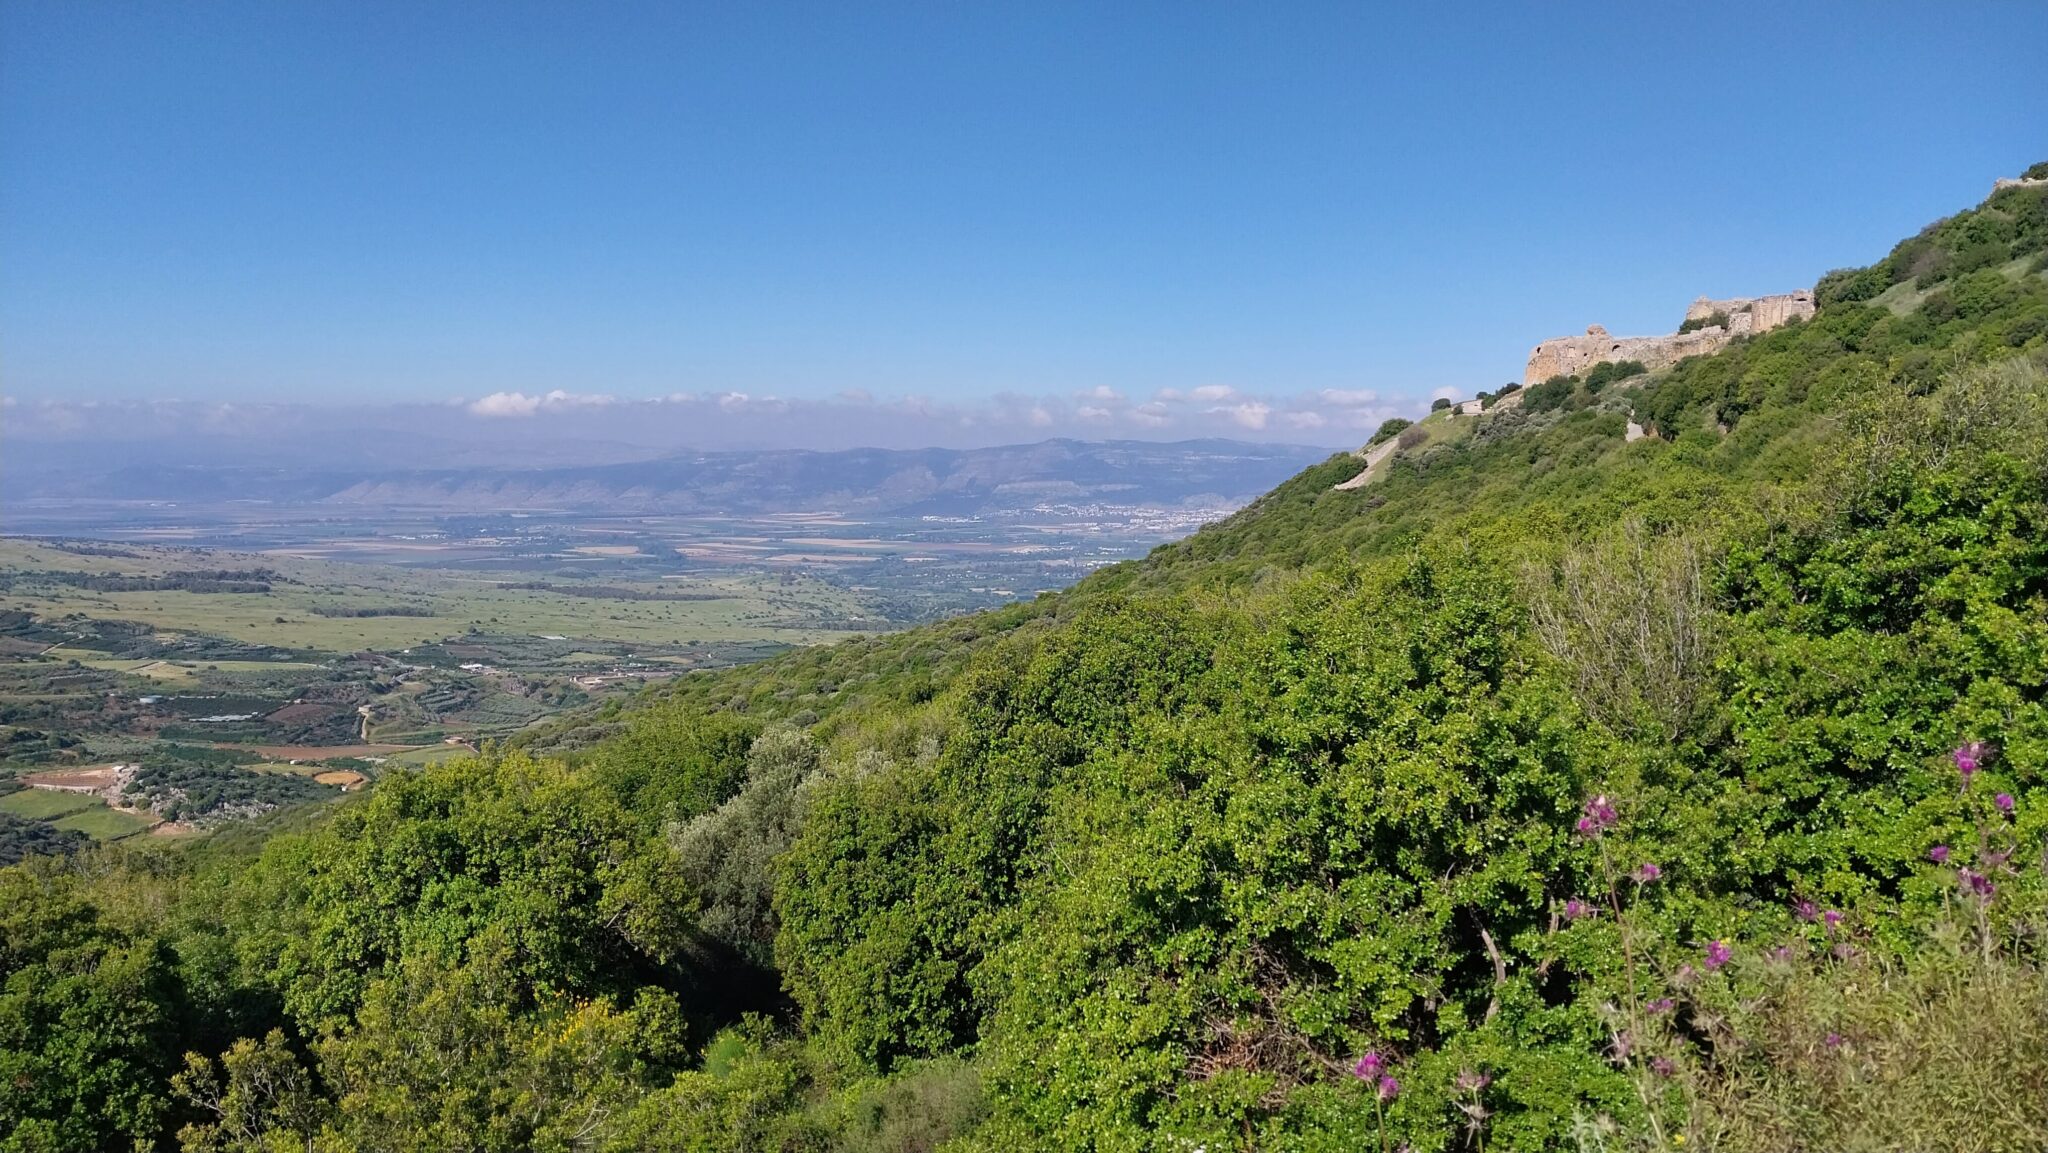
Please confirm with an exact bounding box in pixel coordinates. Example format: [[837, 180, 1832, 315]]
[[4, 177, 2048, 1152]]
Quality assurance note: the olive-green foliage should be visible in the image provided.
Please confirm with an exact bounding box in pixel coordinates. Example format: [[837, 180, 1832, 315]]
[[588, 709, 760, 832], [230, 753, 695, 1031], [0, 865, 181, 1151], [1816, 181, 2048, 305], [669, 726, 823, 963], [1370, 418, 1414, 446], [1680, 917, 2048, 1152]]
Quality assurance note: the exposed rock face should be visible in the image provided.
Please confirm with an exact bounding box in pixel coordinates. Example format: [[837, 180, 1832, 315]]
[[1994, 176, 2048, 192], [1525, 291, 1815, 385]]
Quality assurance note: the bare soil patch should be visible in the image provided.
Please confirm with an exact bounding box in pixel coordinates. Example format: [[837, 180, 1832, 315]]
[[23, 765, 123, 792]]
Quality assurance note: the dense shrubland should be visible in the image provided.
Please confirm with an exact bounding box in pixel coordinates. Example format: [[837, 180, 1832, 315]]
[[5, 182, 2048, 1151]]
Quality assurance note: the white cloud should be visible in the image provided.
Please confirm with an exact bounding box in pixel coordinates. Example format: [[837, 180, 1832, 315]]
[[1154, 387, 1185, 403], [1130, 403, 1172, 428], [1027, 405, 1055, 428], [467, 389, 615, 417], [1282, 411, 1328, 429], [1081, 385, 1123, 403], [1318, 388, 1379, 407], [1431, 386, 1461, 400], [1076, 405, 1114, 422], [1190, 384, 1237, 403], [469, 391, 544, 417], [1211, 401, 1271, 430]]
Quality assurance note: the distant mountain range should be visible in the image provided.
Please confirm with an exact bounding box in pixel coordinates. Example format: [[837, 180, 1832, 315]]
[[3, 438, 1338, 519]]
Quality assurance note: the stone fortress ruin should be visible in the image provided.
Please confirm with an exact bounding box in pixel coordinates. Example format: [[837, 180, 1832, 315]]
[[1522, 290, 1815, 386]]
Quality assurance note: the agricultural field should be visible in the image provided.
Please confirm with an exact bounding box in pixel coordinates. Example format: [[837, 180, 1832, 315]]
[[0, 534, 905, 855]]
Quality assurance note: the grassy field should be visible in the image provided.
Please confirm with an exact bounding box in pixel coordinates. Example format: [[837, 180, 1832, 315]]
[[50, 801, 157, 838], [0, 788, 96, 820], [0, 539, 881, 651]]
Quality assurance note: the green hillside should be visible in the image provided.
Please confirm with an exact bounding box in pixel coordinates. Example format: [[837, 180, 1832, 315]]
[[4, 173, 2048, 1152]]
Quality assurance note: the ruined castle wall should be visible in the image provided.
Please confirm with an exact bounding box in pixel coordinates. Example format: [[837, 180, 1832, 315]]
[[1524, 291, 1814, 386], [1525, 325, 1732, 385]]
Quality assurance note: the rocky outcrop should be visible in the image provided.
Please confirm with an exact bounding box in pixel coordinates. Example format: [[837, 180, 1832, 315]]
[[1525, 291, 1814, 385]]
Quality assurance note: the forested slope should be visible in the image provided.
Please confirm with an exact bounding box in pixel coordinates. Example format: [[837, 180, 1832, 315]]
[[5, 172, 2048, 1152]]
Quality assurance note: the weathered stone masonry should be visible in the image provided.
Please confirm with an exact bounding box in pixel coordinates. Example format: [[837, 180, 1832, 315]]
[[1524, 291, 1815, 385]]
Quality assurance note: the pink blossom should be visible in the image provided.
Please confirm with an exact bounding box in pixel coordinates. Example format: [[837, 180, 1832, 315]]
[[1928, 844, 1951, 864], [1578, 794, 1618, 837], [1650, 1056, 1677, 1078], [1633, 862, 1662, 884], [1995, 793, 2015, 814], [1824, 1032, 1844, 1049], [1793, 899, 1819, 922], [1822, 910, 1843, 931], [1563, 898, 1596, 921], [1647, 998, 1674, 1014], [1703, 940, 1732, 970], [1454, 1070, 1490, 1093], [1377, 1074, 1401, 1102], [1960, 868, 1995, 900], [1770, 945, 1794, 961], [1352, 1051, 1385, 1079]]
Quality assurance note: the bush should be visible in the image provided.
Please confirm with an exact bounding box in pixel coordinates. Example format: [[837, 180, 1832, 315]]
[[1677, 310, 1729, 334], [1368, 418, 1412, 446], [1584, 359, 1648, 392], [1431, 397, 1453, 411], [1395, 425, 1429, 450]]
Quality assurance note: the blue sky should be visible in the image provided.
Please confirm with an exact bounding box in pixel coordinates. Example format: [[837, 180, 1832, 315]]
[[2, 1, 2043, 445]]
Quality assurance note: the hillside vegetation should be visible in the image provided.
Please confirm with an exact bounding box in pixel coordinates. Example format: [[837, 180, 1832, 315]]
[[4, 176, 2048, 1152]]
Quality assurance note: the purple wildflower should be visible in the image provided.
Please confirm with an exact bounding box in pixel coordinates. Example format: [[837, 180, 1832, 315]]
[[1578, 794, 1618, 837], [1929, 844, 1951, 864], [1996, 792, 2016, 814], [1832, 942, 1858, 961], [1377, 1074, 1401, 1102], [1610, 1030, 1633, 1061], [1454, 1070, 1491, 1093], [1954, 741, 1991, 786], [1960, 868, 1996, 900], [1647, 998, 1674, 1014], [1984, 848, 2012, 870], [1822, 910, 1843, 932], [1650, 1056, 1677, 1078], [1352, 1051, 1385, 1080], [1563, 898, 1596, 921], [1824, 1032, 1844, 1049], [1794, 898, 1819, 922], [1770, 945, 1794, 962], [1703, 940, 1732, 970], [1633, 862, 1662, 884]]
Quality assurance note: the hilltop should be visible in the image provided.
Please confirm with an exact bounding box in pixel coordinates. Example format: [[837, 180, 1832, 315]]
[[4, 169, 2048, 1152]]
